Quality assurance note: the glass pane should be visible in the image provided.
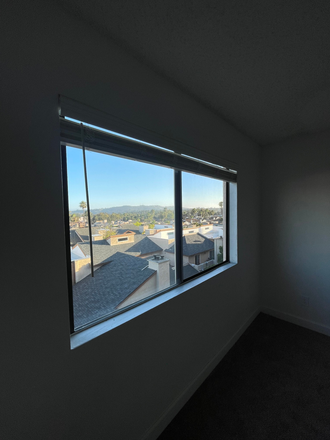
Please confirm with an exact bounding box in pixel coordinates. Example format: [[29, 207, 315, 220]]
[[66, 146, 92, 288], [180, 172, 225, 280], [67, 147, 176, 330]]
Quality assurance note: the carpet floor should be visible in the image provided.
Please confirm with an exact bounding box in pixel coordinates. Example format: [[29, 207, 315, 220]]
[[157, 313, 330, 440]]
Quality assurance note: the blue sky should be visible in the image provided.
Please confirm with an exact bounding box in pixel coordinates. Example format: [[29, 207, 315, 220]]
[[66, 145, 223, 212], [66, 146, 223, 211]]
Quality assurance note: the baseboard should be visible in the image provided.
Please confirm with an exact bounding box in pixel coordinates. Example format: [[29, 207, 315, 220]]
[[262, 307, 330, 337], [141, 307, 261, 440]]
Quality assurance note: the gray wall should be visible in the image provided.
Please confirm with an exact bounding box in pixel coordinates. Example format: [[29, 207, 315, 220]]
[[261, 131, 330, 331], [1, 1, 261, 439]]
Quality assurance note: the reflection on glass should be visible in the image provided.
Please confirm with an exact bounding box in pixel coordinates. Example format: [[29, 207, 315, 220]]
[[66, 146, 175, 330], [180, 172, 225, 280]]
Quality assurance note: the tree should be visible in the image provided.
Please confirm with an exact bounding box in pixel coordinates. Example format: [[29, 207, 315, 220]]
[[148, 223, 155, 229], [134, 221, 142, 227], [164, 209, 174, 223], [79, 201, 87, 220], [103, 229, 116, 239], [70, 213, 78, 223]]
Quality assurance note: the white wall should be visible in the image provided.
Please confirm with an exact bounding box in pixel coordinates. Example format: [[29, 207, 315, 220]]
[[1, 1, 261, 439], [163, 251, 176, 267], [261, 131, 330, 333]]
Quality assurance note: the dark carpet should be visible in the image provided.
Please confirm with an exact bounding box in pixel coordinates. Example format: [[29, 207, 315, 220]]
[[158, 313, 330, 440]]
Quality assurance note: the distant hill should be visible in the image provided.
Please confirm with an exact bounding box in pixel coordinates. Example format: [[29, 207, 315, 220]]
[[71, 205, 221, 215], [71, 205, 175, 215]]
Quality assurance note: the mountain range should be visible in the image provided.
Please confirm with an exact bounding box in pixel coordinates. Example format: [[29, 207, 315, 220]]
[[72, 205, 174, 215], [71, 205, 220, 215]]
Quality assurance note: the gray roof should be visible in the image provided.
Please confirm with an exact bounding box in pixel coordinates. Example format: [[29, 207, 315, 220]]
[[71, 227, 103, 243], [70, 229, 82, 246], [183, 264, 200, 279], [115, 224, 141, 235], [76, 235, 163, 265], [169, 264, 199, 284], [73, 252, 156, 328], [123, 236, 162, 255], [165, 233, 214, 256]]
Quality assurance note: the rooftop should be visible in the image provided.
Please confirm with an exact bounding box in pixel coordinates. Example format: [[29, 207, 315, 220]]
[[165, 233, 214, 256], [73, 252, 156, 328], [169, 264, 199, 284], [75, 235, 163, 265], [71, 227, 103, 243]]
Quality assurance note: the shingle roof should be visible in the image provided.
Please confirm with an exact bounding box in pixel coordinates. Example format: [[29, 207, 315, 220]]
[[71, 227, 103, 242], [169, 264, 199, 284], [73, 252, 156, 328], [70, 229, 82, 246], [165, 233, 214, 256], [115, 224, 141, 235], [77, 240, 119, 265], [183, 264, 200, 279], [77, 235, 163, 265], [124, 236, 163, 255]]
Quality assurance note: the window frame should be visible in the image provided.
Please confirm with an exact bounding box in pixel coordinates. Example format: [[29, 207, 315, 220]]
[[59, 108, 237, 347]]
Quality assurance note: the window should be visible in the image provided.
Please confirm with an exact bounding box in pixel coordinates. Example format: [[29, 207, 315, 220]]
[[59, 101, 237, 342]]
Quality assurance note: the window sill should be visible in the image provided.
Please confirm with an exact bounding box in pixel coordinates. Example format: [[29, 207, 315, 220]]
[[70, 262, 237, 349]]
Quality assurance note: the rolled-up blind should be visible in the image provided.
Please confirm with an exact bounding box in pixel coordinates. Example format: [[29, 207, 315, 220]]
[[59, 96, 237, 183]]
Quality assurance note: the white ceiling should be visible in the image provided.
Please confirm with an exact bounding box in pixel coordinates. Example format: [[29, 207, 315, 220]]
[[56, 0, 330, 145]]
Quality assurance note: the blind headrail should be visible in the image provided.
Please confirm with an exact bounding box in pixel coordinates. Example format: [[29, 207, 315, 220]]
[[59, 118, 237, 183], [59, 95, 238, 173]]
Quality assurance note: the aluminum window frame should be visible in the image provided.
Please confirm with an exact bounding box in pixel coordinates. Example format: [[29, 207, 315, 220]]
[[59, 108, 237, 347]]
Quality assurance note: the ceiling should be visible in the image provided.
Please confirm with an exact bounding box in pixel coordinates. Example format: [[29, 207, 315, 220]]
[[56, 0, 330, 145]]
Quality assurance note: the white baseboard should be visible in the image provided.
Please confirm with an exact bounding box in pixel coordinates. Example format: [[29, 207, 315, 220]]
[[141, 307, 261, 440], [262, 306, 330, 337]]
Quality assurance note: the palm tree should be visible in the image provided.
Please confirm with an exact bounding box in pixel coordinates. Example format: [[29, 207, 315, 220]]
[[79, 201, 87, 222]]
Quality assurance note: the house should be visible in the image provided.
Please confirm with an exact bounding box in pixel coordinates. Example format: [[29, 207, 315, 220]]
[[3, 2, 330, 440], [114, 223, 142, 234], [147, 228, 175, 249], [70, 232, 166, 326], [71, 234, 164, 283], [92, 220, 107, 227], [154, 224, 173, 230], [70, 227, 104, 244], [165, 233, 215, 270], [73, 253, 171, 328]]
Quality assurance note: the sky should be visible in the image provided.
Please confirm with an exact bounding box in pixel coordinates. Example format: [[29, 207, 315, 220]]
[[66, 120, 224, 212]]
